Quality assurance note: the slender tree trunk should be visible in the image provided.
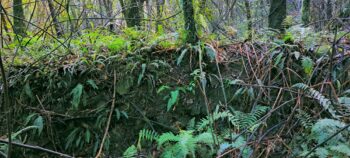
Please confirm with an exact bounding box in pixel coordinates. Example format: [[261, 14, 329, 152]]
[[326, 0, 333, 20], [244, 0, 252, 40], [183, 0, 198, 44], [103, 0, 114, 31], [268, 0, 286, 31], [156, 0, 164, 31], [341, 1, 350, 18], [13, 0, 26, 37], [81, 0, 90, 29], [301, 0, 311, 26], [47, 0, 64, 37]]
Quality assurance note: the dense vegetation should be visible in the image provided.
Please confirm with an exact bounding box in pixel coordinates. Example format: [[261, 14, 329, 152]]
[[0, 0, 349, 158]]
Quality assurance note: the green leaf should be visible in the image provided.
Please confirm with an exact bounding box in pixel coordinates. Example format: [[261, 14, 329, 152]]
[[25, 113, 37, 125], [338, 97, 350, 106], [228, 79, 244, 85], [86, 79, 98, 89], [157, 85, 171, 94], [302, 56, 314, 76], [24, 82, 34, 100], [85, 130, 91, 143], [315, 147, 329, 158], [177, 48, 188, 66], [115, 108, 121, 120], [123, 145, 137, 158], [33, 116, 44, 135], [167, 90, 179, 111], [274, 53, 283, 67], [121, 111, 128, 119], [205, 45, 216, 62], [137, 64, 146, 85], [70, 84, 84, 109], [116, 76, 134, 95]]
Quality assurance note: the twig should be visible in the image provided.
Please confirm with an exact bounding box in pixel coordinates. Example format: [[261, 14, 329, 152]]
[[0, 139, 73, 158], [95, 70, 117, 158]]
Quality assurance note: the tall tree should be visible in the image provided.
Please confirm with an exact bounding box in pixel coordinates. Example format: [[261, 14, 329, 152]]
[[301, 0, 311, 26], [156, 0, 164, 31], [244, 0, 253, 40], [13, 0, 26, 36], [103, 0, 114, 31], [47, 0, 64, 37], [119, 0, 143, 27], [182, 0, 198, 44], [268, 0, 286, 31]]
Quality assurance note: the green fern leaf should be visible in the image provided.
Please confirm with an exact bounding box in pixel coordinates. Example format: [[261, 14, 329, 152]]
[[330, 143, 350, 156], [70, 84, 84, 109], [123, 145, 137, 158]]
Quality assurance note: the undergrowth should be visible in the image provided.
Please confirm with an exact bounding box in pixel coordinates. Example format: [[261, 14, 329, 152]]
[[0, 28, 350, 157]]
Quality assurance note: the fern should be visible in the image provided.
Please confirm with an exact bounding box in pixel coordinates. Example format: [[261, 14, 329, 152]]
[[311, 119, 345, 144], [157, 132, 180, 147], [292, 83, 338, 118], [157, 130, 214, 158], [297, 119, 350, 157], [330, 143, 350, 156], [296, 109, 313, 128], [196, 106, 269, 131], [137, 129, 159, 149], [123, 145, 137, 158], [282, 15, 294, 28], [301, 56, 314, 76]]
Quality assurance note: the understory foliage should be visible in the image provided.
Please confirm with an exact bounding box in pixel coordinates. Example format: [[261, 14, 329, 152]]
[[0, 27, 350, 157]]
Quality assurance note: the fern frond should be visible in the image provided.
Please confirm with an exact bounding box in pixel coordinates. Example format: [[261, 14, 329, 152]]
[[197, 106, 269, 131], [157, 132, 180, 147], [293, 83, 338, 118], [330, 143, 350, 156], [138, 129, 159, 143], [123, 145, 137, 158], [311, 119, 345, 144], [196, 110, 233, 131], [282, 15, 294, 28], [194, 132, 214, 145], [296, 109, 313, 128]]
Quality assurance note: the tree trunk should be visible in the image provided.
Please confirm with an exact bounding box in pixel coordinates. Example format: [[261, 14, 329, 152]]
[[47, 0, 64, 37], [268, 0, 286, 31], [326, 0, 333, 20], [301, 0, 311, 26], [121, 0, 143, 28], [183, 0, 198, 44], [244, 0, 252, 40], [13, 0, 26, 37], [156, 0, 164, 31], [103, 0, 114, 31], [341, 1, 350, 18]]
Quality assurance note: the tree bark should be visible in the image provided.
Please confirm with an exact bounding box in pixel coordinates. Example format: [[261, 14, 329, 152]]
[[103, 0, 114, 31], [301, 0, 311, 26], [47, 0, 64, 37], [121, 0, 143, 28], [244, 0, 252, 40], [326, 0, 333, 20], [183, 0, 198, 44], [13, 0, 26, 37], [268, 0, 286, 31], [156, 0, 164, 31]]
